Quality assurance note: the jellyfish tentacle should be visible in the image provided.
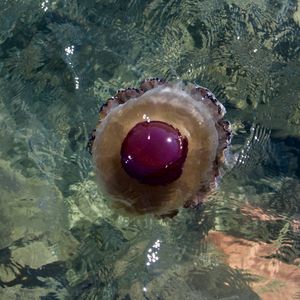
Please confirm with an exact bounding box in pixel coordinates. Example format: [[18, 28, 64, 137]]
[[215, 119, 232, 166], [98, 97, 120, 120], [184, 186, 210, 209], [217, 119, 232, 150], [99, 77, 166, 121], [98, 88, 144, 121], [86, 129, 96, 155], [115, 88, 144, 103], [140, 77, 166, 91], [190, 86, 226, 120]]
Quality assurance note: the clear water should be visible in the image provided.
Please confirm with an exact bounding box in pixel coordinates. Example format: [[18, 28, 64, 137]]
[[0, 0, 300, 299]]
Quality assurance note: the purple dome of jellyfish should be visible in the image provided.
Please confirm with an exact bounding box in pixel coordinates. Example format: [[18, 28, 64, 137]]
[[88, 78, 231, 216], [120, 120, 188, 186]]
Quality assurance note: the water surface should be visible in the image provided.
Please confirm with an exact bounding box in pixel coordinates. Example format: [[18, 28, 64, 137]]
[[0, 0, 300, 299]]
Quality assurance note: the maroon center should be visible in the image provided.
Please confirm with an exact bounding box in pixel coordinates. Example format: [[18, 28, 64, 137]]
[[120, 121, 188, 185]]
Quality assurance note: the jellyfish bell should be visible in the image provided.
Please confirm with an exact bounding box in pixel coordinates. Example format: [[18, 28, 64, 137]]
[[89, 79, 231, 216]]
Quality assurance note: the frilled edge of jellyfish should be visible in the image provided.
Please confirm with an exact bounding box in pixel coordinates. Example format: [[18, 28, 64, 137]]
[[87, 78, 232, 212]]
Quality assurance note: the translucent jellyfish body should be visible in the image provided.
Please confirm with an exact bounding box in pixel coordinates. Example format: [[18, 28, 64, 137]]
[[88, 78, 231, 216]]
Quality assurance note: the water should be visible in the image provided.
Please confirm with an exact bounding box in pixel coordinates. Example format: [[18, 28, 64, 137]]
[[0, 0, 300, 299]]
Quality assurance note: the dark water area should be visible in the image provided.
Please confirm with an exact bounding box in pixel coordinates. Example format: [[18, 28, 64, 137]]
[[0, 0, 300, 299]]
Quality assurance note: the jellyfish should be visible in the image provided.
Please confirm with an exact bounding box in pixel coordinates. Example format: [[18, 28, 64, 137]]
[[88, 78, 231, 216]]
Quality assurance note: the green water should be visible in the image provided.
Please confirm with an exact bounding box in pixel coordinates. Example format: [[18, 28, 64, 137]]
[[0, 0, 300, 299]]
